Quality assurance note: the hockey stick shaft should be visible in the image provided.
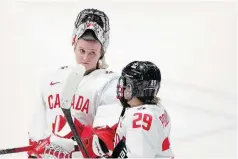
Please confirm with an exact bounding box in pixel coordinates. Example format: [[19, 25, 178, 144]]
[[0, 145, 33, 155], [61, 108, 89, 158]]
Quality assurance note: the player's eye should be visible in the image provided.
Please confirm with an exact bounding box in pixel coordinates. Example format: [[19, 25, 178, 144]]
[[126, 84, 132, 91], [79, 49, 85, 54], [89, 51, 95, 55]]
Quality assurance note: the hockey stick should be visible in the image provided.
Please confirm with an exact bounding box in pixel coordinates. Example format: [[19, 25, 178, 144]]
[[110, 101, 126, 158], [0, 145, 33, 155], [60, 64, 89, 158]]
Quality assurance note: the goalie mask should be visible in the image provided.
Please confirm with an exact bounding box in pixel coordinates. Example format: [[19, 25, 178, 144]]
[[72, 8, 110, 68], [117, 61, 161, 108]]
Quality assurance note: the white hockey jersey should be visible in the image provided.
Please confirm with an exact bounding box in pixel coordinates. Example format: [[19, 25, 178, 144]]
[[28, 66, 122, 142], [114, 104, 174, 158]]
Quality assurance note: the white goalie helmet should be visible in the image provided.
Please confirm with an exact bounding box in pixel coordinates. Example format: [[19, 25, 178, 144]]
[[72, 8, 110, 68]]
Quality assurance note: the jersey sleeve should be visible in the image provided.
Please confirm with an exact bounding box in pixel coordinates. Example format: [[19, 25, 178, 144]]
[[98, 74, 119, 106], [28, 75, 50, 142], [93, 72, 122, 127]]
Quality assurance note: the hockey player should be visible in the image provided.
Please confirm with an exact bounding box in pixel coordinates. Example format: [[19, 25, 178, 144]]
[[113, 61, 174, 158], [27, 8, 122, 158], [89, 61, 174, 158]]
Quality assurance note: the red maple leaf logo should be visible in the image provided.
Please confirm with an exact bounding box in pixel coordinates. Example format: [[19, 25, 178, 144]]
[[87, 23, 93, 28]]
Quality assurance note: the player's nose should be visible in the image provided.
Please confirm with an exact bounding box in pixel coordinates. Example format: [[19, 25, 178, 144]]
[[81, 53, 90, 61]]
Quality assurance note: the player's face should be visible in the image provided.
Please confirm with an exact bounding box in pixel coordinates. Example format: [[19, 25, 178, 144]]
[[124, 84, 133, 100], [74, 39, 102, 71]]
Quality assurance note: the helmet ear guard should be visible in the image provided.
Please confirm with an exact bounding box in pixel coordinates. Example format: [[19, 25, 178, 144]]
[[141, 80, 160, 97]]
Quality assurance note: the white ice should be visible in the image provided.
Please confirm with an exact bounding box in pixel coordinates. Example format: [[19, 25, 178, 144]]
[[0, 0, 236, 158]]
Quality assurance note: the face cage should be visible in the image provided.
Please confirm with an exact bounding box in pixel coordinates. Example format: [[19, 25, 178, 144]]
[[116, 76, 132, 108], [116, 76, 126, 100]]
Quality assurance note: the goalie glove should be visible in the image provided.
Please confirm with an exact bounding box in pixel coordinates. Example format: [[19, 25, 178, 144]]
[[79, 125, 116, 158], [28, 115, 85, 159], [28, 137, 51, 158], [28, 135, 72, 159]]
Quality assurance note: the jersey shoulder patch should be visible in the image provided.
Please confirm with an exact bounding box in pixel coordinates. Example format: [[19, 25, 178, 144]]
[[59, 66, 69, 70], [105, 70, 114, 74], [137, 106, 146, 110]]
